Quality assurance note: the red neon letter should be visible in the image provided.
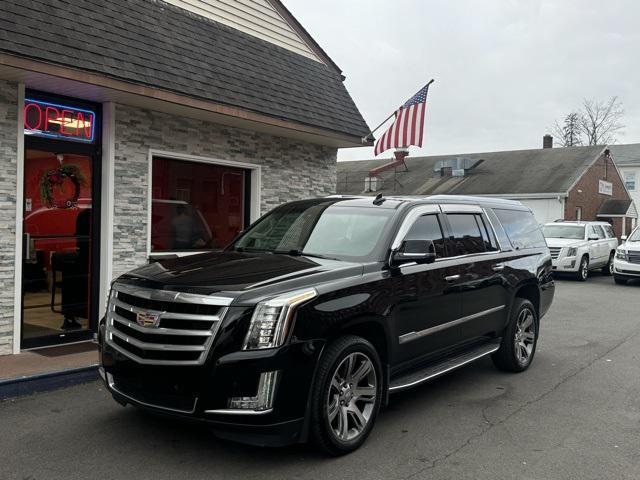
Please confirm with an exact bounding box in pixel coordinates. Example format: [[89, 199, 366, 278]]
[[44, 106, 60, 133], [24, 103, 43, 130], [60, 109, 74, 136], [83, 112, 93, 139]]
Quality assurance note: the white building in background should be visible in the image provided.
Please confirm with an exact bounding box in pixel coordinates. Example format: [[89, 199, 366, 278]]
[[610, 144, 640, 233]]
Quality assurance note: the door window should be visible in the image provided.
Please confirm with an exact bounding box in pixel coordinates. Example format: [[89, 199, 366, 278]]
[[446, 213, 494, 256], [404, 214, 446, 257], [22, 150, 94, 342], [591, 225, 605, 239], [603, 224, 615, 238]]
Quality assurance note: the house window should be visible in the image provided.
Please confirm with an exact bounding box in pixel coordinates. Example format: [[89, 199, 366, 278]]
[[624, 172, 636, 191], [151, 157, 248, 252], [575, 207, 582, 221]]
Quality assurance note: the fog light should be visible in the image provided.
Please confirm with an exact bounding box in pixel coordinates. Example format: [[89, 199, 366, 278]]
[[570, 260, 576, 268], [227, 371, 280, 412]]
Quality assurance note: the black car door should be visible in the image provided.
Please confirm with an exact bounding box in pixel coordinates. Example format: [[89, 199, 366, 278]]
[[440, 205, 508, 343], [391, 205, 464, 364]]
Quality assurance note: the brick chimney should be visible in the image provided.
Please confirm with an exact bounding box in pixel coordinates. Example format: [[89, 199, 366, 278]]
[[543, 134, 553, 149]]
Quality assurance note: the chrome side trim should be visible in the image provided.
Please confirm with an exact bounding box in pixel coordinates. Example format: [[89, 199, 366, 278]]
[[398, 305, 505, 344], [113, 283, 234, 306], [389, 343, 500, 392], [440, 204, 483, 213], [106, 373, 197, 414], [204, 408, 274, 415]]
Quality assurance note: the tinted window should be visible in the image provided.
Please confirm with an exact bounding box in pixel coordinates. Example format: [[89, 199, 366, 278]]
[[447, 214, 488, 255], [404, 214, 446, 257], [495, 209, 547, 249]]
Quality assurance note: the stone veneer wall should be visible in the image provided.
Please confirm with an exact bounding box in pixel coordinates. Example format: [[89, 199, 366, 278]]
[[112, 104, 338, 278], [0, 80, 18, 355]]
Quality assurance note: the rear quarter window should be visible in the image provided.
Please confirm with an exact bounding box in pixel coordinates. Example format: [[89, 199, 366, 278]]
[[493, 208, 547, 250]]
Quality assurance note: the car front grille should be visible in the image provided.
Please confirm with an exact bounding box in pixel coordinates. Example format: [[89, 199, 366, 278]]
[[628, 252, 640, 264], [549, 247, 562, 260], [105, 283, 232, 366]]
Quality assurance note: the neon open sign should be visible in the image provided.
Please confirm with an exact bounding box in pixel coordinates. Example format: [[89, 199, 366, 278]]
[[24, 99, 96, 143]]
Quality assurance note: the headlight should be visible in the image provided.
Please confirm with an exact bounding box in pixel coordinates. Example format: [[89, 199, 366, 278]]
[[566, 247, 578, 257], [243, 288, 317, 350], [616, 249, 627, 261]]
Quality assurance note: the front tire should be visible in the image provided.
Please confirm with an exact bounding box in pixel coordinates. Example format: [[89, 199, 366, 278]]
[[310, 335, 383, 456], [614, 275, 628, 285], [492, 298, 538, 373], [602, 252, 614, 276], [576, 256, 589, 281]]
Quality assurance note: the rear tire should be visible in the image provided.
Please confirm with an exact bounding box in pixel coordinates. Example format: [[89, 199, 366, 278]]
[[309, 335, 383, 456], [614, 275, 628, 285], [492, 298, 538, 373], [602, 253, 614, 276], [576, 256, 589, 281]]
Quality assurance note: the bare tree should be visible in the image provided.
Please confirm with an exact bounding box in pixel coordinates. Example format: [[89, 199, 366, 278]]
[[551, 112, 583, 147], [579, 96, 625, 145]]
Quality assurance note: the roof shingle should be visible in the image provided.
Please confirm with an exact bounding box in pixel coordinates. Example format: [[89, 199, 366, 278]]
[[0, 0, 369, 138]]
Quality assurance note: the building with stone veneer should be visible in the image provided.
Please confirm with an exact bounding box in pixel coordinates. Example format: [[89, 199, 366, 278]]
[[0, 0, 369, 355]]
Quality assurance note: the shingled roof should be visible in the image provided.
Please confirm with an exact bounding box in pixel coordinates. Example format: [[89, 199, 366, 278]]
[[609, 144, 640, 166], [337, 145, 607, 196], [0, 0, 369, 139]]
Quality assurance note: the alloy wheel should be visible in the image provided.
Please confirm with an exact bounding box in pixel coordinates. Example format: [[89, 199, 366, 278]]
[[326, 352, 377, 442], [609, 258, 614, 275], [580, 259, 588, 280], [514, 308, 536, 365]]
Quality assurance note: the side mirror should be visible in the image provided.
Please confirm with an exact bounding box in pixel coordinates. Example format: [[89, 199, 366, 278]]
[[621, 235, 628, 242], [588, 235, 599, 241], [391, 239, 437, 267]]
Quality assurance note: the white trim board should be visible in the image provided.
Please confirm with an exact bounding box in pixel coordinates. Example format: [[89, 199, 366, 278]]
[[12, 83, 25, 354], [98, 102, 116, 319], [146, 150, 262, 258]]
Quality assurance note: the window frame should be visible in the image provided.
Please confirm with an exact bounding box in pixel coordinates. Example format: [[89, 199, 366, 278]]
[[147, 150, 261, 258], [624, 171, 636, 192]]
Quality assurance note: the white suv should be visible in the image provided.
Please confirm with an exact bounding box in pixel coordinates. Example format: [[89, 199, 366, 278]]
[[613, 226, 640, 284], [542, 221, 619, 281]]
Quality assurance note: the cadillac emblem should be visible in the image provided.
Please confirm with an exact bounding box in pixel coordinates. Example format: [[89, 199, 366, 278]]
[[136, 311, 160, 328]]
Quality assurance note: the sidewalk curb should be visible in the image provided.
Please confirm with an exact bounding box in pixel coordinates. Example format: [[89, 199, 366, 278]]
[[0, 365, 99, 401]]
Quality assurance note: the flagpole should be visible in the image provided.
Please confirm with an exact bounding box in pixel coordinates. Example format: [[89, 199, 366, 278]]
[[362, 79, 434, 144]]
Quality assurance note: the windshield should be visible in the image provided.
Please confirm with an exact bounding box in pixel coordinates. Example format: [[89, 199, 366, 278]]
[[542, 224, 585, 240], [231, 201, 394, 260], [628, 228, 640, 242]]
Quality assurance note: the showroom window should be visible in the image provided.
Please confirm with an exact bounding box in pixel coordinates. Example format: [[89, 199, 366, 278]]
[[151, 157, 249, 252]]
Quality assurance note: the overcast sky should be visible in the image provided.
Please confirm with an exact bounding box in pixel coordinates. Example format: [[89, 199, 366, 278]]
[[285, 0, 640, 161]]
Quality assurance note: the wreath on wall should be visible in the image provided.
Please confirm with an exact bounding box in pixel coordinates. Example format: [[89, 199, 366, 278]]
[[39, 164, 87, 208]]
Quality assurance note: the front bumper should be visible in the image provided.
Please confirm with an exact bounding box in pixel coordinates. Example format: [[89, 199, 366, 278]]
[[613, 258, 640, 278], [99, 336, 324, 447], [551, 256, 578, 272]]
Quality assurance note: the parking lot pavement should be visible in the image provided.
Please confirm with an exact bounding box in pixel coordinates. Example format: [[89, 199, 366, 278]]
[[2, 275, 640, 480]]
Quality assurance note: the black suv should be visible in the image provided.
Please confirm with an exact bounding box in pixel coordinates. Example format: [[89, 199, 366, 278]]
[[99, 195, 554, 455]]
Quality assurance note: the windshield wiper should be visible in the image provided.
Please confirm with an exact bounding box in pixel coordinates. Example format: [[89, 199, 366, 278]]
[[272, 249, 338, 260]]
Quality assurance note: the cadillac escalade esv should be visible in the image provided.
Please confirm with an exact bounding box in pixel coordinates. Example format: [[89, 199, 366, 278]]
[[98, 195, 555, 455]]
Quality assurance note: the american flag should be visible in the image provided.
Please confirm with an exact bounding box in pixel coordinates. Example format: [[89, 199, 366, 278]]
[[374, 83, 430, 156]]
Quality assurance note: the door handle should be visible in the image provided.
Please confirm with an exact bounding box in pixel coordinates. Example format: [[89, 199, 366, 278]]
[[444, 274, 461, 282], [492, 264, 505, 272]]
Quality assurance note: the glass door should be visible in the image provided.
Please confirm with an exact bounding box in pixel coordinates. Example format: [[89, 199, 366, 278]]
[[21, 149, 96, 348]]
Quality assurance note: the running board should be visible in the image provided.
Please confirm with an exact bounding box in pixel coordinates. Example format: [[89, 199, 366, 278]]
[[389, 340, 501, 393]]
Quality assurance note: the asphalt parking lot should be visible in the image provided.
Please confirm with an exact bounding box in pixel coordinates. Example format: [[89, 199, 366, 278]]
[[2, 274, 640, 480]]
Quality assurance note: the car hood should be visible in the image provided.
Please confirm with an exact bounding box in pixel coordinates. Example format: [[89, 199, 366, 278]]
[[115, 250, 365, 302], [545, 238, 586, 248], [621, 240, 640, 252]]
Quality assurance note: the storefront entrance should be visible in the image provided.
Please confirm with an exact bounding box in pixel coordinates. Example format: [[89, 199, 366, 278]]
[[21, 93, 101, 349]]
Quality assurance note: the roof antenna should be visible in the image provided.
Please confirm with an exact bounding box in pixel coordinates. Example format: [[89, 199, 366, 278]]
[[372, 193, 385, 205]]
